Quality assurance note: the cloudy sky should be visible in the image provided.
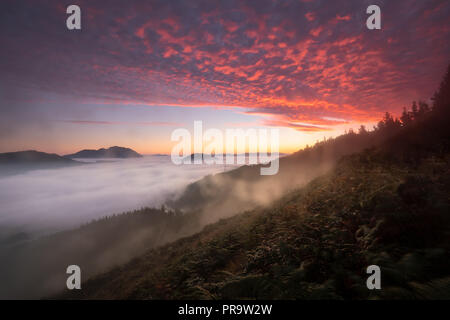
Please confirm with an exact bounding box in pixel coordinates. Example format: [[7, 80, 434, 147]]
[[1, 0, 449, 154]]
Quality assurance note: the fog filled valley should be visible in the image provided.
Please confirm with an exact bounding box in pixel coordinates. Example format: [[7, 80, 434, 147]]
[[0, 155, 229, 235], [1, 67, 450, 300], [0, 155, 237, 298]]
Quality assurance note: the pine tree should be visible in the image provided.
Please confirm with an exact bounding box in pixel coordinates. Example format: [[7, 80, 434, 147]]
[[358, 125, 368, 134], [400, 107, 412, 126], [411, 101, 419, 119], [417, 101, 430, 118], [432, 63, 450, 112]]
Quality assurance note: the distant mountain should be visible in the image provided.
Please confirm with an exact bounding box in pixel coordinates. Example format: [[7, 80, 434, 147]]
[[0, 150, 76, 165], [65, 146, 142, 159], [0, 150, 81, 176], [182, 153, 287, 163], [182, 153, 222, 162]]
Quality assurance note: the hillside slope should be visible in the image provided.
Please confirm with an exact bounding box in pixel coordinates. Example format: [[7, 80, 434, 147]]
[[59, 149, 450, 299]]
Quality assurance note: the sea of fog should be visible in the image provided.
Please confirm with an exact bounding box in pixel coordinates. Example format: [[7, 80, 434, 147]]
[[0, 155, 237, 235]]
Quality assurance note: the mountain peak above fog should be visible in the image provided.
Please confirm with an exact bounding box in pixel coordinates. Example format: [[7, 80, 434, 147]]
[[65, 146, 142, 159], [0, 150, 80, 176], [0, 150, 76, 164]]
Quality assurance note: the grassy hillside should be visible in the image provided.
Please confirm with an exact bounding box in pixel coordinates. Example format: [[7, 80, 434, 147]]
[[58, 149, 450, 299]]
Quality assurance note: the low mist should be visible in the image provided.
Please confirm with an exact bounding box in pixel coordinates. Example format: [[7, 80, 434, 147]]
[[0, 155, 230, 235]]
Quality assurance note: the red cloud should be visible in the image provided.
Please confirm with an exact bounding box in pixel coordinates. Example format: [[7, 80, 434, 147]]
[[2, 0, 449, 133]]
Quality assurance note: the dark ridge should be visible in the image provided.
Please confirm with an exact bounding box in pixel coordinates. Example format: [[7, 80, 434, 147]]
[[0, 150, 76, 164], [65, 146, 142, 159], [0, 150, 82, 176]]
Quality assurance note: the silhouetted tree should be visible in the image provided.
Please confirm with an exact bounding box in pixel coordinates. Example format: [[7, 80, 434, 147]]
[[432, 63, 450, 113], [411, 101, 419, 119], [400, 107, 412, 126], [358, 125, 368, 135], [417, 101, 430, 118]]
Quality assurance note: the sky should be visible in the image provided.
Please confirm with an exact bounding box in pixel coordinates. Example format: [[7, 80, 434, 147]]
[[0, 0, 449, 154]]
